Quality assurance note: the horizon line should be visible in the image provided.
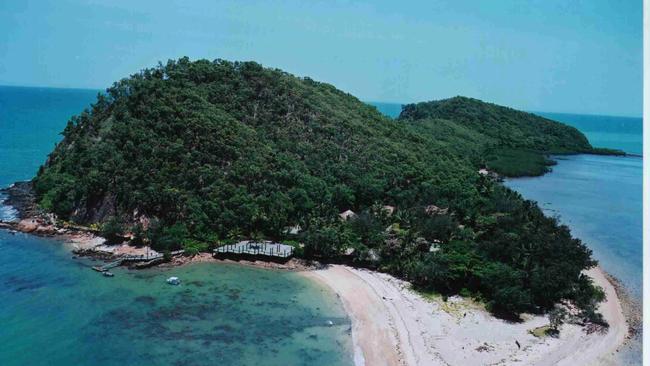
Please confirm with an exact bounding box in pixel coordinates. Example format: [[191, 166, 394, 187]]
[[0, 83, 641, 120]]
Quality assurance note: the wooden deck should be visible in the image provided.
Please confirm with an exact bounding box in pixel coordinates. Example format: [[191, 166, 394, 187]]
[[214, 241, 294, 259]]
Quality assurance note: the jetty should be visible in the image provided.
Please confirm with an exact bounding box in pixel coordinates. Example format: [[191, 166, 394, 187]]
[[92, 250, 184, 272], [214, 240, 294, 261]]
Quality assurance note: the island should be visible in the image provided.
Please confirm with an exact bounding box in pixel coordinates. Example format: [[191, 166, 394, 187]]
[[1, 57, 630, 365]]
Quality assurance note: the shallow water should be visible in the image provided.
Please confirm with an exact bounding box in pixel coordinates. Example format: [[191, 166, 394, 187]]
[[0, 85, 353, 366], [0, 232, 353, 366]]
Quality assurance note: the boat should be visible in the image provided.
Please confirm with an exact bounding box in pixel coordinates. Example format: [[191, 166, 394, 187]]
[[166, 276, 180, 285], [103, 271, 114, 277]]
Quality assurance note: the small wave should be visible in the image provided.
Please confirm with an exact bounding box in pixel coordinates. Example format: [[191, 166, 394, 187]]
[[0, 193, 19, 222]]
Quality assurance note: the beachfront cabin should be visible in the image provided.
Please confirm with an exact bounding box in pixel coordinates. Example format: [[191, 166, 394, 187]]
[[424, 204, 449, 216], [367, 248, 380, 262], [382, 205, 395, 216], [213, 240, 294, 262], [339, 209, 357, 221], [478, 168, 499, 180], [284, 224, 302, 235]]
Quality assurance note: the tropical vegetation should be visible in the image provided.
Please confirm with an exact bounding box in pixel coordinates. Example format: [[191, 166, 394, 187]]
[[33, 57, 607, 321]]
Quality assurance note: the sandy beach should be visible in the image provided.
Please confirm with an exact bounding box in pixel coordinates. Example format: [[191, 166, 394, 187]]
[[304, 265, 628, 366]]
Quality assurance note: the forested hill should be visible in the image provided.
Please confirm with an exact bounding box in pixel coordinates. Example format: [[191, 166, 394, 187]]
[[398, 97, 622, 176], [33, 57, 605, 320], [400, 96, 592, 153]]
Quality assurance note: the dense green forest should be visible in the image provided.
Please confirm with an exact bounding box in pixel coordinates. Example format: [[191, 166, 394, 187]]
[[34, 57, 605, 320], [400, 96, 622, 176]]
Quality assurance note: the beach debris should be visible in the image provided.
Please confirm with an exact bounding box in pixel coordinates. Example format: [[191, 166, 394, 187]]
[[584, 322, 607, 335], [528, 325, 552, 338], [475, 342, 495, 352], [166, 276, 181, 285]]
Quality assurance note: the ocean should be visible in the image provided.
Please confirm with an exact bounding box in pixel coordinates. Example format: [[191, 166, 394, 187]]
[[537, 112, 643, 156], [0, 86, 353, 366]]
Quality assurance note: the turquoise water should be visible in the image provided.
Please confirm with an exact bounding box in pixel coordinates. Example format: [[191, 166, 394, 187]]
[[0, 86, 99, 186], [0, 86, 353, 366]]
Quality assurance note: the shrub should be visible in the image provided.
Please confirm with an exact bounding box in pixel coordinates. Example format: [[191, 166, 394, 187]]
[[182, 239, 210, 256], [548, 306, 568, 335], [101, 217, 124, 244]]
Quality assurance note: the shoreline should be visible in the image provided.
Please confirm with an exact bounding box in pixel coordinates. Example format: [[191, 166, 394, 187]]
[[0, 189, 635, 365], [0, 222, 634, 365], [302, 264, 630, 366]]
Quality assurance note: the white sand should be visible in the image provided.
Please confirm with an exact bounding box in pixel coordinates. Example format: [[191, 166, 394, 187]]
[[304, 265, 627, 366]]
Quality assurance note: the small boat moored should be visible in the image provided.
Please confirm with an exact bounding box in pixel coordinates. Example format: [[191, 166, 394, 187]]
[[103, 271, 114, 277], [166, 276, 180, 285]]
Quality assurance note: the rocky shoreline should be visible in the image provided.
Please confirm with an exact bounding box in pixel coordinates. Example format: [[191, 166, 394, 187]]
[[604, 272, 642, 343], [1, 181, 38, 219], [0, 184, 322, 272]]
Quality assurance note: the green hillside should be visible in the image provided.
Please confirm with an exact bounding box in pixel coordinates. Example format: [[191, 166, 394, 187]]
[[33, 58, 604, 320], [399, 97, 614, 176]]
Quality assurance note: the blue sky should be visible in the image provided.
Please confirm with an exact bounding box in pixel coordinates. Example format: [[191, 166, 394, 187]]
[[0, 0, 642, 116]]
